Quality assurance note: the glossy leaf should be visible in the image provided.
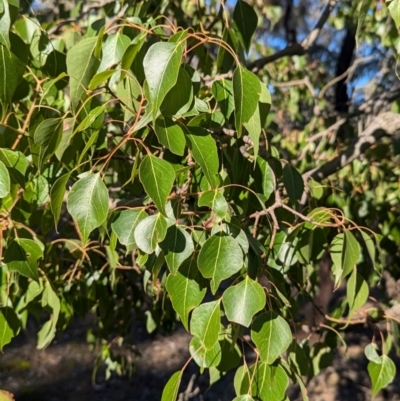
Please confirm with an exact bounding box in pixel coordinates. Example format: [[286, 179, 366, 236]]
[[190, 300, 220, 350], [166, 258, 206, 330], [111, 209, 148, 252], [233, 66, 260, 137], [139, 155, 175, 216], [98, 32, 130, 72], [143, 41, 184, 118], [368, 355, 396, 397], [233, 0, 258, 52], [185, 126, 219, 188], [4, 239, 43, 281], [0, 160, 10, 198], [251, 312, 292, 364], [67, 173, 109, 244], [0, 0, 10, 49], [134, 213, 168, 254], [161, 370, 182, 401], [198, 233, 243, 294], [222, 276, 265, 327], [160, 225, 194, 273]]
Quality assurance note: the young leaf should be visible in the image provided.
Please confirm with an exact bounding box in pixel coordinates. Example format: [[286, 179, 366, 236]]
[[67, 173, 109, 244], [212, 78, 234, 119], [154, 117, 186, 156], [347, 270, 369, 319], [139, 155, 175, 216], [251, 312, 292, 364], [189, 336, 222, 368], [159, 225, 194, 273], [233, 0, 258, 52], [222, 276, 266, 327], [190, 300, 220, 350], [66, 37, 100, 109], [4, 239, 43, 281], [233, 66, 260, 137], [161, 370, 182, 401], [134, 213, 168, 254], [252, 362, 289, 401], [34, 118, 63, 169], [0, 160, 10, 198], [0, 307, 20, 351], [197, 233, 243, 294], [368, 355, 396, 397], [283, 164, 304, 204], [111, 209, 148, 252], [365, 343, 381, 364], [143, 41, 184, 118], [184, 126, 219, 188], [166, 258, 206, 330]]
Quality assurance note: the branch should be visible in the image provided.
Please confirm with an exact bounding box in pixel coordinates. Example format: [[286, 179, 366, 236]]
[[248, 0, 340, 72], [303, 112, 400, 182]]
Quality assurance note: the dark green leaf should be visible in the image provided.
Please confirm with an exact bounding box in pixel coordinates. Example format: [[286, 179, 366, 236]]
[[347, 270, 369, 319], [212, 79, 234, 120], [233, 0, 258, 52], [0, 307, 20, 351], [139, 155, 175, 216], [34, 118, 63, 169], [134, 213, 168, 254], [50, 172, 71, 228], [198, 190, 229, 220], [283, 164, 304, 204], [154, 117, 186, 156]]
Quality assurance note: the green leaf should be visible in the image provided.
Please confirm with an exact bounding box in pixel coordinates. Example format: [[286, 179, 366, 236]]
[[160, 67, 193, 117], [222, 276, 265, 327], [212, 79, 234, 120], [50, 172, 71, 228], [161, 370, 182, 401], [234, 365, 251, 396], [190, 300, 220, 350], [356, 0, 373, 46], [198, 233, 243, 294], [111, 209, 148, 252], [388, 0, 400, 29], [0, 0, 10, 49], [283, 164, 304, 204], [251, 312, 292, 364], [0, 160, 10, 198], [368, 355, 396, 397], [154, 117, 186, 156], [134, 213, 168, 254], [233, 0, 258, 52], [233, 66, 260, 137], [256, 157, 274, 199], [184, 126, 219, 188], [139, 155, 175, 216], [4, 239, 43, 281], [252, 362, 289, 401], [198, 190, 229, 220], [347, 270, 369, 319], [34, 118, 63, 169], [189, 336, 222, 368], [0, 149, 29, 187], [365, 343, 381, 364], [66, 37, 100, 110], [166, 258, 206, 330], [143, 41, 184, 118], [98, 32, 130, 72], [67, 173, 109, 245], [0, 45, 26, 104], [0, 307, 20, 351], [233, 397, 254, 401], [160, 225, 194, 273]]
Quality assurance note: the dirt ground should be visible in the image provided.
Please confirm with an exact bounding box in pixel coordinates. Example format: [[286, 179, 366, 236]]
[[1, 316, 400, 401]]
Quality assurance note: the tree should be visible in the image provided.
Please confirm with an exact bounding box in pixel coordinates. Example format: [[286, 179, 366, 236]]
[[0, 0, 399, 399]]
